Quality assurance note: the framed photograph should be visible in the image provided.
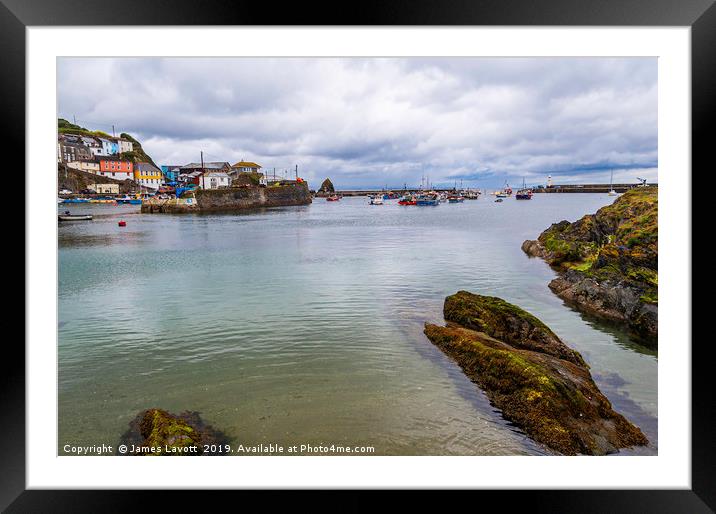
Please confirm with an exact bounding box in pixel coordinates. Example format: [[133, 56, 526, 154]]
[[9, 0, 709, 510]]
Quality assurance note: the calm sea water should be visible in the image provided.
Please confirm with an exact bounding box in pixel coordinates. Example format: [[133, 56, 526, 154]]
[[58, 194, 657, 455]]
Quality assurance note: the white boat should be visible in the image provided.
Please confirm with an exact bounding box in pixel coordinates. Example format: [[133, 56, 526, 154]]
[[58, 214, 93, 221], [370, 196, 384, 205], [608, 170, 618, 196], [57, 197, 64, 204]]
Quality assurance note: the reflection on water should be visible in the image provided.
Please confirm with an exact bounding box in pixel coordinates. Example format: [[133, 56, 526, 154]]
[[58, 195, 657, 455]]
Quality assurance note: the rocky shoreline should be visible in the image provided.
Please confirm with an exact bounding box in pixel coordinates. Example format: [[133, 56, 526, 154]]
[[424, 291, 648, 455], [522, 187, 657, 346]]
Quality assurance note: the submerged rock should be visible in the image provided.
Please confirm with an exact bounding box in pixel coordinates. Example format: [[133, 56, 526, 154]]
[[118, 408, 230, 455], [424, 291, 648, 455], [522, 187, 657, 345]]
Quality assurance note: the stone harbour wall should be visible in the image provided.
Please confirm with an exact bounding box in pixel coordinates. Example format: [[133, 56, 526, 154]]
[[142, 183, 312, 213]]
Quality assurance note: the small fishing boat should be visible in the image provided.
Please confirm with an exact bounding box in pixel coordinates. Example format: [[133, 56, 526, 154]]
[[494, 198, 503, 203], [398, 195, 416, 205], [58, 212, 93, 221], [416, 193, 440, 206], [370, 196, 384, 205], [515, 178, 533, 200], [326, 195, 340, 202], [447, 195, 464, 203], [57, 197, 64, 204]]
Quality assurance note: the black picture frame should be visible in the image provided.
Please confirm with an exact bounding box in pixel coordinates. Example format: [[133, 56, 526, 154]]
[[6, 0, 708, 510]]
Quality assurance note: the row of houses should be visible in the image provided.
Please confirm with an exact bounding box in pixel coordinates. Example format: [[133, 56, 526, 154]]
[[58, 133, 134, 162], [58, 133, 281, 192], [64, 153, 269, 191], [57, 133, 165, 189], [65, 156, 164, 189], [161, 161, 268, 190]]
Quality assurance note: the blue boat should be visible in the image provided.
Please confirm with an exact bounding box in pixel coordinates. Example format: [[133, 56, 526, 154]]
[[416, 193, 440, 206]]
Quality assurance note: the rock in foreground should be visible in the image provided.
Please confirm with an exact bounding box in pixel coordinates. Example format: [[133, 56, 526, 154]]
[[118, 408, 229, 455], [424, 291, 648, 455], [522, 187, 657, 345]]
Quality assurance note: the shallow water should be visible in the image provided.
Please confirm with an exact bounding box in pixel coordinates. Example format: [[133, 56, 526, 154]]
[[58, 194, 657, 455]]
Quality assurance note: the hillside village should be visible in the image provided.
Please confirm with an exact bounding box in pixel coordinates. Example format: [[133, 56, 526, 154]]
[[57, 119, 304, 196]]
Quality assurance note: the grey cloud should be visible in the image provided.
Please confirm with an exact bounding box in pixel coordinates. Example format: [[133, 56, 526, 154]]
[[58, 57, 657, 189]]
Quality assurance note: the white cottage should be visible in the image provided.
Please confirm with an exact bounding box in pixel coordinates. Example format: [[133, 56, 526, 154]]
[[117, 138, 134, 154], [200, 170, 231, 189]]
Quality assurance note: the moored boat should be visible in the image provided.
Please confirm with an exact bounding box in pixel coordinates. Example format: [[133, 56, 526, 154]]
[[398, 195, 416, 205], [608, 170, 619, 196], [416, 193, 440, 206], [117, 195, 143, 205], [515, 179, 533, 200], [370, 196, 384, 205], [326, 195, 341, 202], [58, 213, 93, 221], [447, 194, 464, 203]]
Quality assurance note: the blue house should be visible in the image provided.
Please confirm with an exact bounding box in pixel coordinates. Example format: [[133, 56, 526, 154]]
[[161, 165, 181, 185], [99, 138, 119, 155]]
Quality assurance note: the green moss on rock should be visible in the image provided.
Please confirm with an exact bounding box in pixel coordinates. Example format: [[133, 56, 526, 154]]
[[522, 187, 658, 342], [139, 409, 199, 455], [424, 294, 649, 455], [118, 408, 230, 456], [443, 291, 586, 366]]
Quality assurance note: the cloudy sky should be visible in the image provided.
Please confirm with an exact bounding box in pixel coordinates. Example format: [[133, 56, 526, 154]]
[[57, 57, 657, 189]]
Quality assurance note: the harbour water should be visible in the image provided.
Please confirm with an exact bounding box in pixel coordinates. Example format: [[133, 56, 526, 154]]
[[58, 194, 657, 455]]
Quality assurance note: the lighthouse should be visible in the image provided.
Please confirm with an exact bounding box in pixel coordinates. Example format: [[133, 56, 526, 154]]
[[547, 174, 553, 188]]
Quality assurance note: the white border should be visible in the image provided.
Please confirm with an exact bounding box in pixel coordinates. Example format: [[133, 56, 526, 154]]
[[27, 27, 690, 489]]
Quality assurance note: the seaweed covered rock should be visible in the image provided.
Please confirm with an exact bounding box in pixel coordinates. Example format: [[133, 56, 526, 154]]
[[522, 187, 657, 344], [118, 408, 230, 455], [318, 178, 335, 194], [425, 292, 648, 455], [444, 291, 586, 366]]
